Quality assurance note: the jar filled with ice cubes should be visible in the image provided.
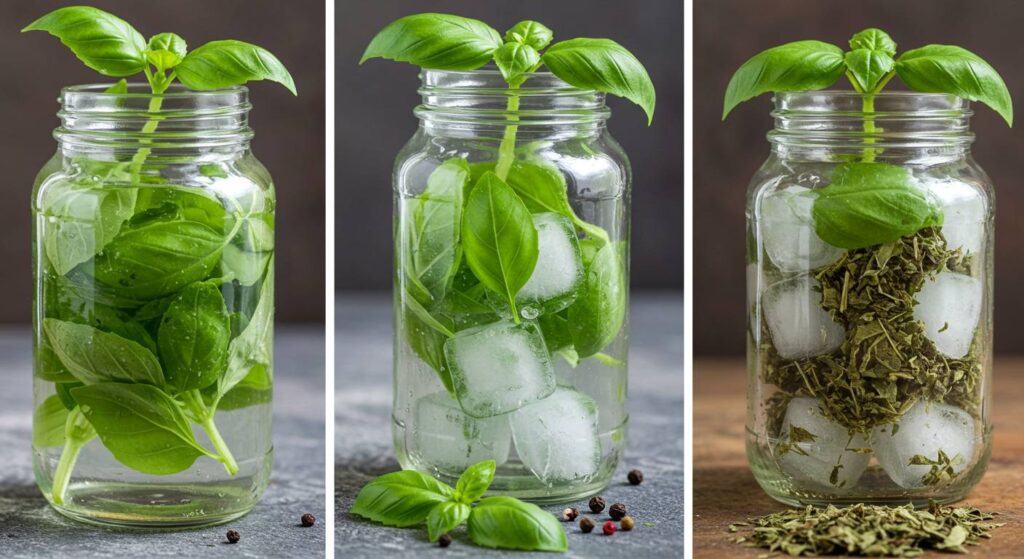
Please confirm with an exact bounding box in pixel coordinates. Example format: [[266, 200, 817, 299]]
[[747, 92, 993, 506], [392, 69, 630, 502]]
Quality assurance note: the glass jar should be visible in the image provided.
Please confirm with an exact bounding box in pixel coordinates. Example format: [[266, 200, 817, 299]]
[[32, 84, 275, 527], [746, 92, 993, 506], [392, 69, 630, 503]]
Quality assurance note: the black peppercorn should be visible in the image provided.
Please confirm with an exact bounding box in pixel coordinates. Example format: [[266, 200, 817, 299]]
[[226, 529, 240, 544], [609, 503, 627, 520], [589, 496, 606, 513], [579, 517, 596, 533], [562, 507, 579, 521], [628, 469, 644, 485], [438, 533, 452, 547], [301, 513, 316, 527]]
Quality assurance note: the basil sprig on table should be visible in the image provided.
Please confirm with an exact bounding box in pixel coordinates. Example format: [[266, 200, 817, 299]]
[[723, 28, 1012, 249], [352, 460, 568, 552]]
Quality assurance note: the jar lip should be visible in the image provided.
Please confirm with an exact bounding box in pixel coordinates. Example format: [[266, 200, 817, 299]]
[[776, 90, 963, 101], [61, 83, 249, 99], [419, 67, 596, 94]]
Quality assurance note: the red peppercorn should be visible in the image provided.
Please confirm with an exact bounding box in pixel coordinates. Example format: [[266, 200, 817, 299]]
[[602, 521, 616, 536]]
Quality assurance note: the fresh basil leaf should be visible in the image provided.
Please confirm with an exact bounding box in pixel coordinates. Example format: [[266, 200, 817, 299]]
[[33, 395, 68, 448], [542, 38, 656, 124], [494, 42, 540, 85], [221, 245, 272, 286], [896, 44, 1013, 125], [427, 501, 471, 542], [92, 218, 228, 301], [158, 282, 231, 392], [722, 40, 845, 119], [55, 295, 158, 355], [146, 32, 187, 71], [403, 298, 456, 393], [568, 241, 626, 358], [351, 470, 455, 527], [505, 21, 553, 51], [208, 363, 272, 411], [466, 496, 567, 552], [71, 383, 213, 475], [849, 28, 897, 55], [537, 310, 573, 353], [844, 49, 894, 92], [176, 40, 296, 95], [462, 172, 538, 317], [405, 159, 469, 307], [23, 6, 146, 76], [43, 318, 164, 386], [55, 381, 84, 410], [455, 459, 496, 504], [221, 262, 273, 397], [360, 13, 501, 71], [105, 79, 128, 94], [812, 161, 943, 249], [39, 180, 136, 276]]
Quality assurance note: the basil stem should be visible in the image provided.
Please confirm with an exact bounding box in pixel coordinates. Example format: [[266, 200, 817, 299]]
[[50, 406, 97, 505]]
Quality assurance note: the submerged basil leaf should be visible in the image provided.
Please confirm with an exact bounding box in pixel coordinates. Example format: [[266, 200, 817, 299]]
[[33, 395, 68, 448], [896, 44, 1013, 126], [158, 282, 231, 392], [568, 240, 627, 358], [467, 496, 568, 552], [221, 262, 273, 397], [23, 6, 146, 76], [350, 470, 455, 528], [360, 13, 502, 71], [43, 318, 164, 386], [405, 159, 469, 307], [39, 180, 136, 276]]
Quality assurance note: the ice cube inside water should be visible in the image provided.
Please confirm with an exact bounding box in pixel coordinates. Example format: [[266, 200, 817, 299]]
[[871, 400, 976, 489], [913, 272, 982, 359], [516, 213, 584, 316], [924, 180, 987, 254], [510, 387, 601, 483], [413, 392, 511, 474], [444, 320, 556, 418], [760, 186, 843, 272], [777, 397, 869, 491], [763, 275, 845, 359]]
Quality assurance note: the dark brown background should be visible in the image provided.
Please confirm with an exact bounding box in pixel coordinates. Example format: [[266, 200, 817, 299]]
[[336, 0, 684, 291], [695, 0, 1024, 355], [7, 0, 325, 324]]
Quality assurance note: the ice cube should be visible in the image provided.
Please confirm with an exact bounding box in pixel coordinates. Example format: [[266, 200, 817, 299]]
[[763, 275, 845, 359], [510, 387, 601, 483], [517, 213, 584, 316], [924, 180, 987, 254], [760, 186, 844, 272], [444, 320, 556, 418], [913, 272, 982, 359], [412, 392, 511, 475], [871, 400, 976, 489], [776, 397, 869, 491]]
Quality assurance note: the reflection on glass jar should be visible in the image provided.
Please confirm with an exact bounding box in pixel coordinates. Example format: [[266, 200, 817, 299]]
[[392, 70, 631, 503], [746, 92, 994, 507], [32, 85, 274, 527]]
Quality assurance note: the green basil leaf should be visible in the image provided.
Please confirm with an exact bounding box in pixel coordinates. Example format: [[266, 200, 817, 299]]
[[146, 32, 187, 71], [844, 49, 894, 92], [360, 13, 501, 71], [896, 44, 1013, 125], [405, 159, 469, 307], [351, 470, 455, 527], [105, 79, 128, 94], [43, 318, 164, 386], [537, 310, 573, 353], [208, 363, 272, 411], [33, 395, 68, 448], [462, 172, 538, 317], [39, 181, 136, 276], [494, 42, 540, 85], [467, 496, 567, 552], [158, 282, 231, 392], [55, 381, 84, 410], [568, 241, 626, 358], [55, 296, 158, 355], [427, 501, 471, 542], [849, 28, 897, 55], [403, 297, 456, 393], [71, 383, 213, 475], [722, 40, 845, 119], [221, 262, 273, 397], [542, 38, 656, 124], [505, 21, 553, 51], [455, 459, 496, 504], [812, 161, 944, 249], [221, 244, 272, 286], [92, 218, 228, 301], [23, 6, 147, 76], [176, 40, 296, 95]]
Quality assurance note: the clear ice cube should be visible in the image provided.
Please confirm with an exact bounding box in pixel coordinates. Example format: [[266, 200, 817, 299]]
[[925, 180, 987, 255], [517, 213, 584, 316], [510, 387, 601, 483], [412, 391, 511, 474], [871, 400, 976, 489], [444, 320, 556, 418], [777, 397, 869, 491], [763, 275, 845, 359], [913, 272, 982, 359], [760, 186, 843, 272]]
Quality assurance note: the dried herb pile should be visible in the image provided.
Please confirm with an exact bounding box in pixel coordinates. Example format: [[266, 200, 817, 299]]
[[764, 227, 981, 435], [731, 502, 1002, 557]]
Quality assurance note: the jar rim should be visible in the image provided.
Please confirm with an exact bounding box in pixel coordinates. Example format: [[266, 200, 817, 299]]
[[61, 83, 249, 99], [419, 67, 596, 94]]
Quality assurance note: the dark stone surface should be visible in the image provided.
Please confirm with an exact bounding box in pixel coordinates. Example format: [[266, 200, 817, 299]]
[[0, 327, 325, 558], [335, 294, 684, 558]]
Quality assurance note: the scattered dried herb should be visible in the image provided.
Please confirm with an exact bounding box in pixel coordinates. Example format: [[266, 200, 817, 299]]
[[912, 450, 965, 487], [731, 502, 1002, 557]]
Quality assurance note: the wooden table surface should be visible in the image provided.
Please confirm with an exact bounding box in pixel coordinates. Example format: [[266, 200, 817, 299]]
[[694, 358, 1024, 558]]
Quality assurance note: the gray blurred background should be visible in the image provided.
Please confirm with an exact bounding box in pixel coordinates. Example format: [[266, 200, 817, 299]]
[[695, 0, 1024, 355], [7, 0, 325, 324], [337, 0, 684, 292]]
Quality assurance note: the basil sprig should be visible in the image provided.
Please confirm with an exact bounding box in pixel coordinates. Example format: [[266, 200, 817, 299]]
[[351, 460, 568, 552]]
